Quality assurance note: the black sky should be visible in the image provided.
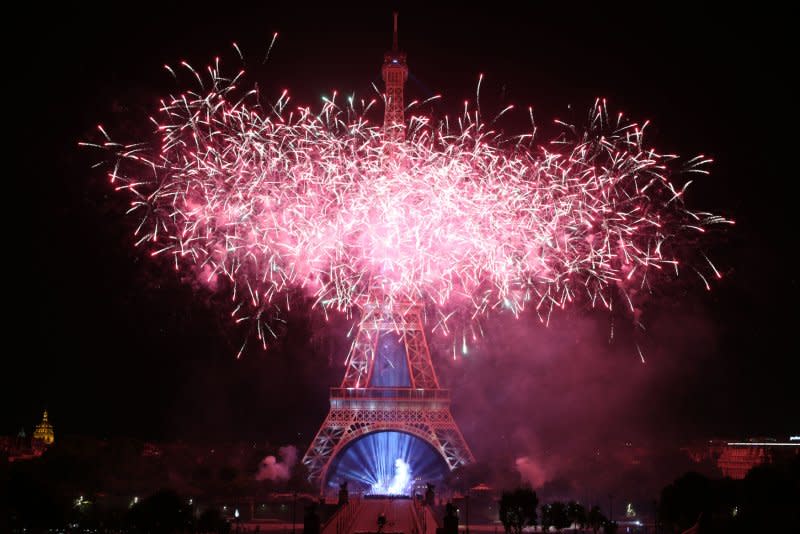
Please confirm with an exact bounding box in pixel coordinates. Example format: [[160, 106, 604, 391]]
[[2, 3, 797, 450]]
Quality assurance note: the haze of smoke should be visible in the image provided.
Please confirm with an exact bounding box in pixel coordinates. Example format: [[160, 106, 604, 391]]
[[442, 300, 721, 503], [256, 445, 298, 481]]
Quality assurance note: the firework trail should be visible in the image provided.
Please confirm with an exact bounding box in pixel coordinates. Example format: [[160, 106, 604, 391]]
[[82, 57, 732, 355]]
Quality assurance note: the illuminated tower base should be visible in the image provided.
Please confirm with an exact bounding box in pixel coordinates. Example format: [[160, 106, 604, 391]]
[[302, 299, 474, 491]]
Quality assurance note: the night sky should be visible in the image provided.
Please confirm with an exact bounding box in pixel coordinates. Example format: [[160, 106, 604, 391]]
[[2, 3, 796, 455]]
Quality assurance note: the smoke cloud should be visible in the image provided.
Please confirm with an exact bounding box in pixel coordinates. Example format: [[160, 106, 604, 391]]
[[438, 300, 723, 506], [256, 445, 298, 481], [515, 456, 549, 489]]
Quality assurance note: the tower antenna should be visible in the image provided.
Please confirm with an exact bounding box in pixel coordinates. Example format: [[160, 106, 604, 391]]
[[381, 12, 409, 141], [393, 11, 399, 51]]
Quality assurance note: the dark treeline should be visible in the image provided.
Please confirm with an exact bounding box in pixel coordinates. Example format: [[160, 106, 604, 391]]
[[496, 456, 799, 534], [1, 436, 314, 533], [3, 439, 798, 533], [657, 456, 800, 533]]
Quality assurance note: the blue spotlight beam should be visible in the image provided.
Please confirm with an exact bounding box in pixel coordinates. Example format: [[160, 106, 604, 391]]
[[327, 431, 449, 495]]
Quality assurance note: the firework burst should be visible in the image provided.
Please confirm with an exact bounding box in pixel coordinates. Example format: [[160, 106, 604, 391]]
[[82, 56, 732, 355]]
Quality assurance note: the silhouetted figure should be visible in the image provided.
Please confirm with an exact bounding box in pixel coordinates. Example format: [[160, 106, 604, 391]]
[[377, 512, 387, 533], [425, 483, 435, 506], [443, 502, 459, 534], [303, 503, 320, 534], [338, 480, 349, 505]]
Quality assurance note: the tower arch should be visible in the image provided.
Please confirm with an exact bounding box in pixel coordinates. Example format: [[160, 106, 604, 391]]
[[303, 301, 474, 492], [324, 429, 451, 493]]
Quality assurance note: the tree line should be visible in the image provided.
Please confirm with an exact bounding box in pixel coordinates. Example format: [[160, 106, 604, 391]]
[[498, 455, 798, 533]]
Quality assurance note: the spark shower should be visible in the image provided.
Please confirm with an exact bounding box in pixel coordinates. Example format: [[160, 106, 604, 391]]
[[81, 50, 732, 359]]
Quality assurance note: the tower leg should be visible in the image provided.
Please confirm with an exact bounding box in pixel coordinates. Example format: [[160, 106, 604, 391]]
[[303, 396, 475, 491]]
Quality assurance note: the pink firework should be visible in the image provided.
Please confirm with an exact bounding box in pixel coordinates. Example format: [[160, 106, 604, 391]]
[[82, 60, 732, 353]]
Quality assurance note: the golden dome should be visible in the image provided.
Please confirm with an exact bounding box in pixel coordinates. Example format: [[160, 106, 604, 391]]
[[33, 410, 54, 445]]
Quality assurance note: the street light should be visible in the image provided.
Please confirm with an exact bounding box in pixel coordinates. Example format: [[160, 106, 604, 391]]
[[292, 490, 298, 534], [653, 499, 659, 534], [465, 490, 470, 534], [609, 494, 613, 524]]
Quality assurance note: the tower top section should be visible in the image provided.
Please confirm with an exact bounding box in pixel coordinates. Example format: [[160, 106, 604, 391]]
[[382, 11, 407, 72], [382, 11, 408, 139]]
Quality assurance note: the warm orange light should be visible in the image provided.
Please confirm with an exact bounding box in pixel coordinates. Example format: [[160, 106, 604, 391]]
[[32, 410, 54, 445]]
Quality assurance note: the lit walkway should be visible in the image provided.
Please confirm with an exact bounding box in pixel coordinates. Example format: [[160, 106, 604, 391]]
[[324, 498, 421, 534]]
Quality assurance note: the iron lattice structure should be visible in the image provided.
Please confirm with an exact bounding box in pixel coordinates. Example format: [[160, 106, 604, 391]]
[[302, 13, 473, 491], [302, 299, 475, 490], [381, 12, 408, 141]]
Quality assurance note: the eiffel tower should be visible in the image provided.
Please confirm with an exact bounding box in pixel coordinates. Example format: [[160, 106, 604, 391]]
[[301, 14, 475, 491], [381, 11, 408, 141]]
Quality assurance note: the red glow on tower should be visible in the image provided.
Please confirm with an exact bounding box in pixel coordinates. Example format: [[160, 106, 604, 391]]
[[382, 12, 408, 141], [302, 17, 475, 492]]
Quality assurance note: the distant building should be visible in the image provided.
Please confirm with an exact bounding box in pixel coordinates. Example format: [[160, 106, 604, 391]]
[[32, 410, 55, 445], [684, 437, 799, 479], [1, 412, 54, 462], [142, 442, 163, 457]]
